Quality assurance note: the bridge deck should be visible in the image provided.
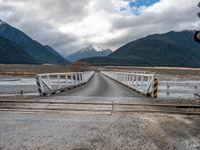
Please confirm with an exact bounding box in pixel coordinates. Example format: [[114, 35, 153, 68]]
[[54, 73, 142, 97]]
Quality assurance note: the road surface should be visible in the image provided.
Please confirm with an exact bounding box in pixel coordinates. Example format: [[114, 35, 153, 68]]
[[48, 73, 146, 103], [57, 73, 141, 97]]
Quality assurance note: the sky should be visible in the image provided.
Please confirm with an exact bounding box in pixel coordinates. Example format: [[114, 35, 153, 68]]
[[0, 0, 200, 55]]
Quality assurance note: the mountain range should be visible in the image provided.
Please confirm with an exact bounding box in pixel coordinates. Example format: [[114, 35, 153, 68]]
[[1, 19, 199, 67], [81, 30, 200, 67], [0, 19, 69, 64], [66, 45, 112, 62], [0, 36, 39, 64]]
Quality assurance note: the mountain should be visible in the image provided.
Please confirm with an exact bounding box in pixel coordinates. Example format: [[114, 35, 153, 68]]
[[81, 31, 200, 67], [66, 45, 112, 62], [0, 19, 69, 64], [0, 37, 39, 64]]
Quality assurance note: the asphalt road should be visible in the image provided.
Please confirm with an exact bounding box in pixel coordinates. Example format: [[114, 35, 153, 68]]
[[58, 73, 141, 97]]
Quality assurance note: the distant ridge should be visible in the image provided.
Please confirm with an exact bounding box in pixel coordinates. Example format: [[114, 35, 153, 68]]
[[66, 45, 112, 62], [81, 30, 200, 67], [0, 36, 39, 64], [0, 19, 69, 64]]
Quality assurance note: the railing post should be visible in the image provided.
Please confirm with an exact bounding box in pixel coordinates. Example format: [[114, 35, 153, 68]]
[[131, 75, 134, 85], [47, 75, 50, 87], [58, 75, 61, 89], [141, 75, 144, 89], [124, 74, 126, 83], [153, 78, 158, 98], [75, 73, 78, 84], [132, 75, 135, 86], [136, 76, 138, 88], [82, 72, 85, 82], [128, 74, 131, 85], [71, 74, 73, 85], [36, 76, 45, 96], [127, 74, 130, 85], [79, 73, 82, 83], [65, 74, 68, 86], [147, 76, 150, 85], [145, 76, 153, 97], [79, 73, 81, 83]]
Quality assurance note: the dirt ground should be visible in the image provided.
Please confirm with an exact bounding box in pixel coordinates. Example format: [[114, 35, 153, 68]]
[[0, 64, 70, 76], [0, 63, 89, 76], [1, 64, 200, 78], [0, 112, 199, 150], [95, 66, 200, 79]]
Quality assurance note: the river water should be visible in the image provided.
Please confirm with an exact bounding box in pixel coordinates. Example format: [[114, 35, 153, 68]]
[[0, 76, 38, 96], [0, 76, 199, 99]]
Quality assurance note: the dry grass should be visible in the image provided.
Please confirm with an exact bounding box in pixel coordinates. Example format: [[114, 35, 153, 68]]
[[95, 66, 200, 79], [0, 64, 69, 76], [68, 62, 92, 72], [0, 63, 93, 76], [1, 64, 200, 78]]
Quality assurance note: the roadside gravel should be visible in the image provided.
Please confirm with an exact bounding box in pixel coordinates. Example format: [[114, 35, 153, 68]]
[[0, 112, 199, 150]]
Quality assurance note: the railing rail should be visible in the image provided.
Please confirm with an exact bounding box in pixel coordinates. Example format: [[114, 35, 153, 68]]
[[36, 71, 95, 96], [101, 71, 155, 97], [158, 81, 200, 98]]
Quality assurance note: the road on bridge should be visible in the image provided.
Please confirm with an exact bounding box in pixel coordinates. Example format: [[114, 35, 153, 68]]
[[57, 73, 141, 97]]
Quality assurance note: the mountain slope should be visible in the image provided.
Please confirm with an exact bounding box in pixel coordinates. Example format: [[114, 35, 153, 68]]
[[0, 19, 69, 64], [0, 37, 39, 64], [81, 31, 200, 67], [66, 45, 112, 62]]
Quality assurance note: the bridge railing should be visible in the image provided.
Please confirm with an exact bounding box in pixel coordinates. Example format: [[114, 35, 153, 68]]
[[159, 81, 200, 98], [36, 71, 95, 96], [101, 71, 155, 97]]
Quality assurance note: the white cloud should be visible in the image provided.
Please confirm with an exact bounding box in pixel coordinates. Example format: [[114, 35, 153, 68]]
[[0, 0, 200, 55]]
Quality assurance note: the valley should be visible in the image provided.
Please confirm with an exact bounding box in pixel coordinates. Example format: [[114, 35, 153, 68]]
[[0, 1, 200, 149]]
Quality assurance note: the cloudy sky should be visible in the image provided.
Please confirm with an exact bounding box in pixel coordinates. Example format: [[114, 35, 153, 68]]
[[0, 0, 200, 55]]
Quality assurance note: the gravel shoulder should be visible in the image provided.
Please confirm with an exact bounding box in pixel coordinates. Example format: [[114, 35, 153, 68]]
[[0, 112, 199, 150]]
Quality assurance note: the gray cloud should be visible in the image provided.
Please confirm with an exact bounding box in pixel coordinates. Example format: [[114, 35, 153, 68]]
[[0, 0, 200, 55]]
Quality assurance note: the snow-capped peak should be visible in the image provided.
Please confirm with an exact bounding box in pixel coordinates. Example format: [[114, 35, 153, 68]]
[[83, 44, 109, 52], [66, 44, 112, 62], [93, 45, 106, 52]]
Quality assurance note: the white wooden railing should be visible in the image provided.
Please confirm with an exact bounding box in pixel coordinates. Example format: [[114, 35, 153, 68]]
[[101, 71, 155, 97], [36, 71, 95, 96]]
